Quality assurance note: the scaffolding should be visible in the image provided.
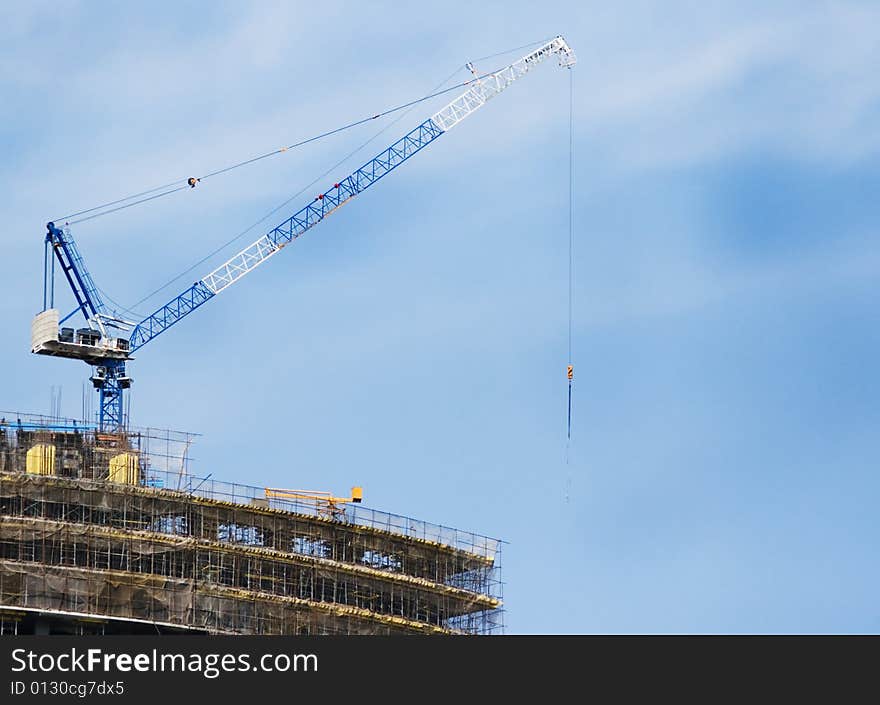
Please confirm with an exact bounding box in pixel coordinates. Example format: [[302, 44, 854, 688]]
[[0, 413, 503, 635]]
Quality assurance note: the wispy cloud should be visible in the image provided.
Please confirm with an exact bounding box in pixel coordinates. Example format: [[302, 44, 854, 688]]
[[575, 3, 880, 168]]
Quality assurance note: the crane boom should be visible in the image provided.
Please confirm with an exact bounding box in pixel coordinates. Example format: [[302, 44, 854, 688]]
[[32, 36, 576, 430], [128, 36, 576, 352]]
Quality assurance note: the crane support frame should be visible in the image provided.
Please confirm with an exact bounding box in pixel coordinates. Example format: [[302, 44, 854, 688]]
[[45, 223, 106, 324]]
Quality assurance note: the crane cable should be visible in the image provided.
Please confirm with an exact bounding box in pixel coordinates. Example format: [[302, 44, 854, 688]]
[[52, 43, 553, 228], [565, 65, 574, 501], [567, 65, 574, 442]]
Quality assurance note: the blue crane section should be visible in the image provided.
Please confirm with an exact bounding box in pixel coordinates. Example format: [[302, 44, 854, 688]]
[[44, 223, 106, 322]]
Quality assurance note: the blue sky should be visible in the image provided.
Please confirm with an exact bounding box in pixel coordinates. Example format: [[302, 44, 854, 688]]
[[1, 2, 878, 633]]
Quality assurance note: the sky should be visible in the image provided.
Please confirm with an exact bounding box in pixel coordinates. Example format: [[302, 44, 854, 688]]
[[0, 1, 878, 634]]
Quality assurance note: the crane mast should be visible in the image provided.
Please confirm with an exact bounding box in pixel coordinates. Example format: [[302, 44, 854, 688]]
[[31, 36, 576, 431]]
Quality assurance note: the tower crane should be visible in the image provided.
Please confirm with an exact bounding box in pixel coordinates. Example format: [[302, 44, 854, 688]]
[[31, 37, 576, 432]]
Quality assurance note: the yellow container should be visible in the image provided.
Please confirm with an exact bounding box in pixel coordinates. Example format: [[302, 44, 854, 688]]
[[108, 452, 139, 485], [26, 444, 56, 475]]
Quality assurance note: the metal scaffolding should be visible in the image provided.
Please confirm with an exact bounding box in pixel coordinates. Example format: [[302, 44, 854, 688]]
[[0, 413, 503, 635]]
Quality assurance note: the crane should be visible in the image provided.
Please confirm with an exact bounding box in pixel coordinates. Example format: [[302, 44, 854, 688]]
[[265, 486, 363, 520], [31, 37, 576, 432]]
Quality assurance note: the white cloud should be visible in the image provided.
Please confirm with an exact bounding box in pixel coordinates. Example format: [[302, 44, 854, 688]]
[[572, 3, 880, 169]]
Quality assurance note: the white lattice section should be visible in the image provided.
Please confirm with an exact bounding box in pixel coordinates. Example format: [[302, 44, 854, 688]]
[[202, 234, 282, 294]]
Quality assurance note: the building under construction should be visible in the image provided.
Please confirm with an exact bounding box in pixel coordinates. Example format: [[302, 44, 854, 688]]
[[0, 412, 502, 635]]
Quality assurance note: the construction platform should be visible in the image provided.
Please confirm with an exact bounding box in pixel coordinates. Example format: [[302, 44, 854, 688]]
[[0, 412, 503, 635]]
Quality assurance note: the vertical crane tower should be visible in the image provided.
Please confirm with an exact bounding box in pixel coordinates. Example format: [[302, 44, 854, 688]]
[[32, 37, 576, 431]]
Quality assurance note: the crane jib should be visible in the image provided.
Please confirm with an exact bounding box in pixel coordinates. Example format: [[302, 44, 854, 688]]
[[127, 36, 577, 355]]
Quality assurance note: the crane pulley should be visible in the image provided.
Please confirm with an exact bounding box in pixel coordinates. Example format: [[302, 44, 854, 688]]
[[31, 36, 577, 431]]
